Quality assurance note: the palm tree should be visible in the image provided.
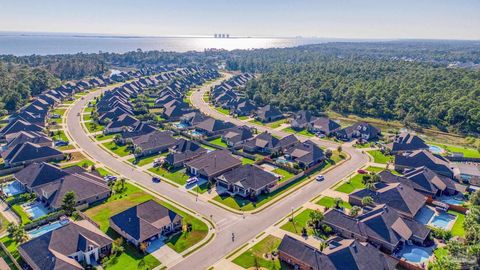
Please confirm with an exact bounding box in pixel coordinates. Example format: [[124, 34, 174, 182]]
[[333, 197, 343, 209], [309, 209, 324, 229], [361, 196, 374, 206], [349, 206, 362, 217], [365, 182, 376, 191]]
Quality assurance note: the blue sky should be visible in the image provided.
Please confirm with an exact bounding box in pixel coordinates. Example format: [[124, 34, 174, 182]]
[[1, 0, 479, 39]]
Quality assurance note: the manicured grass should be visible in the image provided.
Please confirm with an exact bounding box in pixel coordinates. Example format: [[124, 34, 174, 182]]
[[334, 174, 366, 194], [316, 196, 352, 209], [84, 182, 208, 253], [95, 133, 117, 141], [83, 114, 92, 121], [232, 235, 282, 269], [0, 242, 17, 270], [214, 106, 230, 115], [84, 107, 94, 113], [367, 150, 394, 164], [0, 213, 8, 233], [248, 119, 266, 126], [207, 137, 228, 148], [365, 166, 385, 173], [272, 168, 295, 183], [52, 108, 66, 116], [63, 99, 75, 104], [266, 118, 287, 129], [102, 141, 131, 157], [10, 204, 30, 224], [95, 167, 113, 177], [280, 209, 316, 236], [434, 247, 449, 260], [428, 142, 480, 158], [282, 127, 315, 137], [238, 115, 249, 120], [129, 152, 167, 167], [58, 144, 76, 151], [61, 159, 95, 169], [191, 182, 209, 194], [102, 234, 160, 270], [448, 210, 465, 237], [51, 130, 69, 142], [148, 167, 190, 185], [86, 122, 105, 132], [0, 236, 23, 266], [241, 157, 255, 165]]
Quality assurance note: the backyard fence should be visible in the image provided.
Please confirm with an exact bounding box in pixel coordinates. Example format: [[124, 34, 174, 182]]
[[24, 210, 66, 230], [0, 166, 23, 177], [0, 242, 21, 270], [76, 211, 101, 229], [268, 172, 305, 193], [445, 156, 480, 163]]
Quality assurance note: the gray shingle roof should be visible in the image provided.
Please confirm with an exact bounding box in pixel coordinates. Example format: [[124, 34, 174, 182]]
[[219, 164, 278, 190]]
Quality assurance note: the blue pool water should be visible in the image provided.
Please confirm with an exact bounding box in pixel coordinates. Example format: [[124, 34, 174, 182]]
[[430, 212, 455, 229], [22, 202, 51, 220], [27, 220, 69, 238], [174, 122, 189, 129], [398, 245, 432, 263], [1, 181, 25, 196], [191, 131, 203, 136], [428, 145, 443, 154]]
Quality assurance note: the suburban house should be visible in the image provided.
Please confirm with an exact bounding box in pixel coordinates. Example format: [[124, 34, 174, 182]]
[[379, 167, 466, 198], [120, 122, 157, 141], [98, 107, 133, 124], [3, 131, 53, 150], [1, 142, 64, 167], [185, 150, 242, 181], [18, 220, 113, 270], [394, 150, 455, 178], [349, 182, 426, 218], [221, 125, 253, 147], [278, 235, 398, 270], [290, 110, 316, 130], [180, 111, 209, 127], [242, 132, 299, 154], [104, 114, 140, 134], [284, 140, 325, 168], [388, 132, 429, 154], [255, 105, 283, 123], [14, 162, 111, 210], [216, 164, 278, 198], [307, 117, 341, 136], [336, 122, 381, 141], [0, 119, 43, 139], [323, 205, 431, 254], [233, 99, 257, 116], [131, 130, 177, 157], [164, 139, 207, 168], [162, 100, 193, 121], [193, 118, 236, 136], [453, 163, 480, 185], [109, 200, 183, 247]]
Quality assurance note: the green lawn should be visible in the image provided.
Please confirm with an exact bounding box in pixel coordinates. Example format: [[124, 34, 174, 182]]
[[280, 209, 327, 238], [434, 247, 449, 260], [272, 168, 295, 183], [0, 242, 17, 270], [207, 137, 228, 148], [61, 159, 95, 169], [241, 157, 255, 165], [0, 212, 8, 233], [0, 236, 23, 267], [84, 182, 208, 254], [367, 150, 393, 164], [95, 167, 113, 177], [282, 127, 315, 137], [129, 152, 167, 167], [238, 115, 249, 120], [266, 118, 287, 129], [214, 107, 230, 115], [316, 196, 352, 209], [102, 141, 131, 157], [232, 235, 282, 269], [428, 142, 480, 158], [448, 210, 465, 237], [86, 122, 105, 133], [365, 166, 385, 173], [95, 133, 117, 141], [102, 234, 160, 270], [84, 107, 94, 113], [83, 114, 92, 121], [51, 130, 69, 142], [334, 174, 366, 194], [52, 108, 66, 116], [148, 167, 190, 185]]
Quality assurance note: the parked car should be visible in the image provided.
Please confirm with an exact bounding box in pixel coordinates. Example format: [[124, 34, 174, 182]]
[[316, 175, 325, 181], [51, 114, 60, 118], [186, 177, 198, 186], [104, 175, 117, 182], [357, 169, 367, 174], [54, 140, 69, 147], [152, 177, 161, 183]]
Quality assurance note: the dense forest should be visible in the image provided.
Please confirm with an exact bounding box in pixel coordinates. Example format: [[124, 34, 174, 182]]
[[225, 42, 480, 135]]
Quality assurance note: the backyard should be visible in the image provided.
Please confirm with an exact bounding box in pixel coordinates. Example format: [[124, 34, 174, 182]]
[[428, 142, 480, 158], [232, 235, 282, 269], [207, 137, 228, 148], [448, 210, 465, 237]]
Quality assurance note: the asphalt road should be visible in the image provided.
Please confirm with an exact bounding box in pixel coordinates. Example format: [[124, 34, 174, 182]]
[[65, 76, 368, 269]]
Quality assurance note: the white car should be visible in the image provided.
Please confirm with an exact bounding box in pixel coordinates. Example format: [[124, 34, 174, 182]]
[[316, 175, 325, 181]]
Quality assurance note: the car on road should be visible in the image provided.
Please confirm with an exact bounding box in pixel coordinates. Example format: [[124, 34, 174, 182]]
[[152, 177, 161, 183], [357, 169, 367, 174], [316, 175, 325, 181]]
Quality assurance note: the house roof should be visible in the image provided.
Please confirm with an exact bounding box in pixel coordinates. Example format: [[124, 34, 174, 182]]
[[110, 200, 182, 242], [394, 150, 454, 176], [194, 118, 235, 133], [2, 142, 63, 164], [5, 131, 52, 149], [349, 182, 426, 217], [106, 114, 140, 130], [256, 105, 282, 120], [0, 120, 43, 137], [243, 132, 299, 151], [18, 220, 112, 270], [219, 164, 278, 190], [338, 122, 380, 139], [14, 162, 68, 188], [285, 140, 324, 165], [165, 139, 207, 165], [132, 130, 177, 152], [222, 126, 253, 144], [185, 150, 241, 177], [310, 117, 341, 133], [388, 133, 429, 152]]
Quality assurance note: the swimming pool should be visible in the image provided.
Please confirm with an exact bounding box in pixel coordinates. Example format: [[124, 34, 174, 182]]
[[430, 212, 456, 229], [27, 220, 69, 238], [1, 181, 26, 197], [438, 195, 465, 206], [428, 145, 444, 154], [174, 122, 189, 129], [398, 245, 432, 263], [22, 202, 51, 220], [191, 131, 203, 137]]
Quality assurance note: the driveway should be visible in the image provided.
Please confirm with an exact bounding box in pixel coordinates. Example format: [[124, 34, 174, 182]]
[[65, 74, 368, 270]]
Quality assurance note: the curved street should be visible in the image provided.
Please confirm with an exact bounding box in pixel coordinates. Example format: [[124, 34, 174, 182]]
[[64, 76, 369, 269]]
